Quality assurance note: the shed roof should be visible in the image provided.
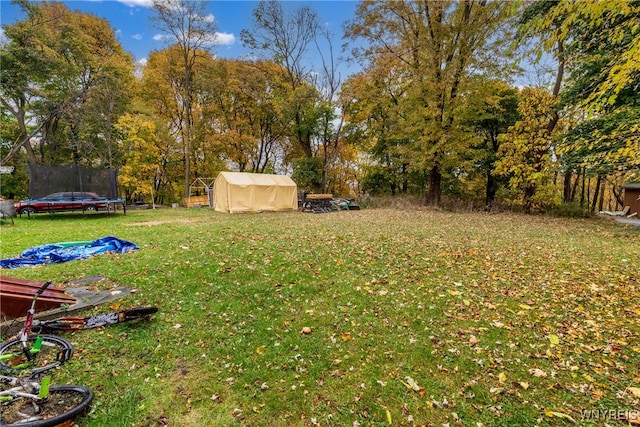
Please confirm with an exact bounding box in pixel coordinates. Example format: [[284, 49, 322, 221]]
[[622, 183, 640, 190]]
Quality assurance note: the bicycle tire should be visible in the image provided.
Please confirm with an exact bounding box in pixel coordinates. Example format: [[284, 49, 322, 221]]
[[0, 385, 93, 427], [122, 306, 158, 321], [0, 335, 73, 375]]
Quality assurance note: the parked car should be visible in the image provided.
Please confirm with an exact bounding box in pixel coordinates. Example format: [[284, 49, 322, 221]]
[[14, 192, 108, 215]]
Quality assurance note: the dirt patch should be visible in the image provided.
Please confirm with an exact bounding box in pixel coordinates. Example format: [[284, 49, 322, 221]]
[[125, 219, 197, 227]]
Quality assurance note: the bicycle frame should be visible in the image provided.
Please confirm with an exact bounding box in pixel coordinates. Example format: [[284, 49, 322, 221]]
[[0, 375, 50, 401], [15, 281, 51, 363], [0, 375, 52, 427], [1, 379, 93, 425], [0, 281, 73, 375], [31, 306, 159, 332]]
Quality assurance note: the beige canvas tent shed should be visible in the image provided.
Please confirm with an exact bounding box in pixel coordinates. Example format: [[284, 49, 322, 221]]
[[213, 172, 298, 213]]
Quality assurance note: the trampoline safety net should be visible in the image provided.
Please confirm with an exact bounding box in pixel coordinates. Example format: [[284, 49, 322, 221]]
[[28, 163, 118, 199]]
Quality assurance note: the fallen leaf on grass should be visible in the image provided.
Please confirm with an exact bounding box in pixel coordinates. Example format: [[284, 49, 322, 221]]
[[529, 368, 547, 378], [401, 377, 425, 395], [498, 372, 507, 383], [627, 387, 640, 398], [548, 334, 560, 345], [544, 408, 576, 423], [231, 408, 244, 421], [385, 407, 392, 424]]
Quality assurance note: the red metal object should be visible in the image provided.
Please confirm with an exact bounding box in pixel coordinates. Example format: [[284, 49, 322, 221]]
[[0, 275, 77, 319]]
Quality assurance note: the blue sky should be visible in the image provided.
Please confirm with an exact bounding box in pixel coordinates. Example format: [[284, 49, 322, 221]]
[[0, 1, 550, 87], [0, 0, 360, 71]]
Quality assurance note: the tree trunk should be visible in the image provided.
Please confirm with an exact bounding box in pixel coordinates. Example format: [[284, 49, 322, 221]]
[[597, 176, 605, 212], [485, 170, 498, 208], [612, 183, 624, 207], [581, 171, 587, 207], [523, 185, 536, 214], [426, 166, 442, 207], [570, 168, 581, 202], [591, 175, 602, 213], [563, 171, 572, 203]]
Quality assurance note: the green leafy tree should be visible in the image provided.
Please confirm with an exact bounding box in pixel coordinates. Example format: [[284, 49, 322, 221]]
[[292, 157, 323, 193], [495, 87, 559, 213], [1, 1, 134, 168], [518, 0, 640, 207], [557, 1, 640, 181], [345, 0, 515, 206], [116, 113, 162, 204], [198, 59, 288, 173], [340, 53, 418, 196], [461, 79, 520, 206]]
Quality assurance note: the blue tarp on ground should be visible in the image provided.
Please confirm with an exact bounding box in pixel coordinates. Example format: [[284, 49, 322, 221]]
[[0, 236, 138, 269]]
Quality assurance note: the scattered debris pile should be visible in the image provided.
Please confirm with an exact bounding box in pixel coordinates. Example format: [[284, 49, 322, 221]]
[[300, 193, 360, 213]]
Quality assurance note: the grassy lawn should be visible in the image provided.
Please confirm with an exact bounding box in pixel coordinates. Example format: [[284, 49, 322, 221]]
[[1, 207, 639, 426]]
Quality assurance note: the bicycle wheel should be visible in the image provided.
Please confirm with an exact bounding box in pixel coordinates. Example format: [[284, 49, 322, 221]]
[[0, 385, 93, 426], [0, 335, 73, 375], [122, 306, 158, 321]]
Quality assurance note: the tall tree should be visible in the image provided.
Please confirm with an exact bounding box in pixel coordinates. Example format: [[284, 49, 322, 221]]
[[115, 113, 162, 204], [199, 59, 288, 173], [557, 1, 640, 181], [462, 79, 520, 207], [142, 46, 195, 201], [340, 53, 411, 195], [241, 0, 320, 159], [312, 26, 348, 192], [150, 0, 218, 197], [345, 0, 514, 206], [1, 1, 133, 167], [518, 0, 640, 206], [495, 87, 558, 213]]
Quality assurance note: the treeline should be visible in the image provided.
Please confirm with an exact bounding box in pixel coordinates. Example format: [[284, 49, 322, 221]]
[[1, 0, 638, 214]]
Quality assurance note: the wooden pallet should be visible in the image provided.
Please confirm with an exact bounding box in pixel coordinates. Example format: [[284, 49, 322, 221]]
[[184, 195, 210, 208]]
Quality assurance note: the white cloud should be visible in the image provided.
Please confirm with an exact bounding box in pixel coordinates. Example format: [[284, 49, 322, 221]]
[[133, 34, 143, 40], [116, 0, 153, 7], [200, 13, 215, 24], [213, 32, 235, 46], [152, 32, 235, 46], [153, 33, 172, 42]]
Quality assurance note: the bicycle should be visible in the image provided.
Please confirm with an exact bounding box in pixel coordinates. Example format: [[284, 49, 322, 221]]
[[0, 282, 73, 376], [1, 373, 93, 426], [29, 306, 158, 333]]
